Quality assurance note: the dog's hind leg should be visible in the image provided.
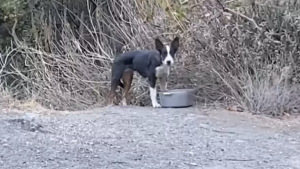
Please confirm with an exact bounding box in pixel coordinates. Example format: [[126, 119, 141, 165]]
[[107, 81, 118, 106], [121, 69, 134, 106], [107, 64, 126, 106]]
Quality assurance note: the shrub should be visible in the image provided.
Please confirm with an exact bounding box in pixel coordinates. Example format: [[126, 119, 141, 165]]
[[192, 0, 300, 115], [0, 0, 299, 116]]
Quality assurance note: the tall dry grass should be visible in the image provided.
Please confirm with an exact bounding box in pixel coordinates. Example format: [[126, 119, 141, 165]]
[[0, 0, 299, 116], [193, 0, 300, 116]]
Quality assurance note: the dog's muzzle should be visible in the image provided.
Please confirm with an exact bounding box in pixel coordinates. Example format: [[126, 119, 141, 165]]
[[166, 61, 171, 66]]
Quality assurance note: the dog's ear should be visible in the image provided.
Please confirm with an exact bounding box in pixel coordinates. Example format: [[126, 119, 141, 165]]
[[155, 38, 164, 53], [170, 37, 179, 53]]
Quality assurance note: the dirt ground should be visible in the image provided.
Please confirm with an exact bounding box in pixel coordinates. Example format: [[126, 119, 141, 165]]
[[0, 105, 300, 169]]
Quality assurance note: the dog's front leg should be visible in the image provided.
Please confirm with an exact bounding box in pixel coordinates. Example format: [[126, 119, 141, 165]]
[[149, 75, 161, 108], [149, 87, 161, 108]]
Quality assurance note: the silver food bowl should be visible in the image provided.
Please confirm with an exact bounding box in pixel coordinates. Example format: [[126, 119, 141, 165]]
[[157, 88, 195, 108]]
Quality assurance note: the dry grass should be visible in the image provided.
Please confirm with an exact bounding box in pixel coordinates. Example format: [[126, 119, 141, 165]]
[[0, 0, 299, 116]]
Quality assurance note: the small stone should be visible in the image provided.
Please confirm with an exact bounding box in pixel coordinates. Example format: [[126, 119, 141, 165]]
[[22, 113, 38, 122], [226, 105, 244, 112], [234, 139, 246, 143], [186, 162, 197, 166]]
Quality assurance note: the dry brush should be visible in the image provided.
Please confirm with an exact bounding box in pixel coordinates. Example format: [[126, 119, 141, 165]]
[[0, 0, 299, 116]]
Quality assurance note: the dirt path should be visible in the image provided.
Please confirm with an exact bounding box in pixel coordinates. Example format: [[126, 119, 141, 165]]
[[0, 106, 300, 169]]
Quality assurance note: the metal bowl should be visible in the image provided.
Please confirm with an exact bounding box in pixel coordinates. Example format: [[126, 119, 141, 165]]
[[157, 88, 195, 108]]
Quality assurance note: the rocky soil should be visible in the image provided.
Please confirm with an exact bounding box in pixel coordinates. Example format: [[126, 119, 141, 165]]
[[0, 105, 300, 169]]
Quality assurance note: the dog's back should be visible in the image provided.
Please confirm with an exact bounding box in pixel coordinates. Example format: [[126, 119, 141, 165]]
[[113, 50, 162, 78]]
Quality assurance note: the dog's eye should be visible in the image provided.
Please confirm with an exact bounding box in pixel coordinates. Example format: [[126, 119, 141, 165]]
[[163, 51, 168, 55]]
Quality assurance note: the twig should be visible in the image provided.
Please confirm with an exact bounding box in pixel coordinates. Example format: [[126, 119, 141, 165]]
[[224, 158, 255, 161], [224, 8, 262, 32], [209, 158, 255, 162], [215, 0, 262, 31], [199, 124, 237, 134]]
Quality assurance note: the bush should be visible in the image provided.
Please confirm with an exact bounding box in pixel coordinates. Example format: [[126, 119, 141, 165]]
[[192, 0, 300, 115], [0, 0, 299, 116]]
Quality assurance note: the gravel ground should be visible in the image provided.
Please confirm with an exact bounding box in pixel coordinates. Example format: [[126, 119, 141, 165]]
[[0, 106, 300, 169]]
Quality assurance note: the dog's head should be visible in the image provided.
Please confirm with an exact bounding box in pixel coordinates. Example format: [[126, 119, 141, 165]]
[[155, 37, 179, 66]]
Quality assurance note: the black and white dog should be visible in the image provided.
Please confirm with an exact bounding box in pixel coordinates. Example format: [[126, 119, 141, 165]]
[[108, 37, 179, 108]]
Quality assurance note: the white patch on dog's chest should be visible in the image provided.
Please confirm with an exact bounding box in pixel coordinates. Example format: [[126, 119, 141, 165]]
[[155, 65, 170, 78]]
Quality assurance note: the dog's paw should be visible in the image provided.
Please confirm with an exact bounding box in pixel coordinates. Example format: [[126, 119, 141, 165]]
[[152, 102, 161, 108], [121, 100, 127, 106], [106, 99, 114, 107], [106, 103, 114, 107]]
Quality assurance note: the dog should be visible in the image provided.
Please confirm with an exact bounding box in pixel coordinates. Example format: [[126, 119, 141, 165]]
[[107, 37, 179, 108]]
